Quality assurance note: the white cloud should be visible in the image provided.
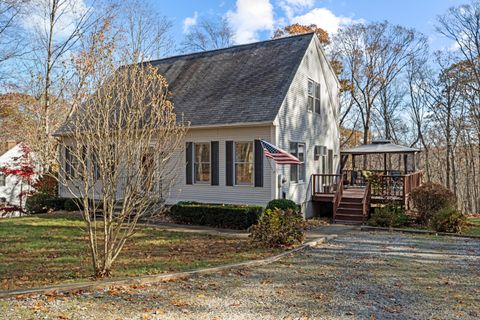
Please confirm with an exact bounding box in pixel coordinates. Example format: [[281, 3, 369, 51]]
[[279, 0, 315, 20], [183, 11, 199, 33], [22, 0, 90, 40], [291, 7, 360, 35], [226, 0, 275, 44]]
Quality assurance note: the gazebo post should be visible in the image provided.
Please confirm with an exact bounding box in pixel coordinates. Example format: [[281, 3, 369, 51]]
[[351, 154, 356, 186], [383, 153, 387, 174], [412, 152, 417, 172], [403, 154, 408, 174]]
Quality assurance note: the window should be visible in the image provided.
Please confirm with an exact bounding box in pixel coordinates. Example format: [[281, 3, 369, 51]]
[[65, 146, 76, 180], [92, 152, 100, 181], [290, 142, 306, 182], [307, 79, 320, 114], [194, 143, 210, 183], [235, 142, 253, 185], [0, 174, 5, 187], [327, 149, 334, 174], [141, 148, 155, 191]]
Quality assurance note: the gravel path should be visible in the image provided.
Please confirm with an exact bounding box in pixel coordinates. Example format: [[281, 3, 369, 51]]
[[1, 231, 479, 320]]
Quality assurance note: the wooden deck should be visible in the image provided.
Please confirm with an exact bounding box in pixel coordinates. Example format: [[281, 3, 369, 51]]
[[311, 170, 423, 224]]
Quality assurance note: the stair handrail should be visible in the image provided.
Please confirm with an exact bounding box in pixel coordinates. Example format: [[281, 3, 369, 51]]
[[362, 181, 371, 224], [332, 174, 344, 223]]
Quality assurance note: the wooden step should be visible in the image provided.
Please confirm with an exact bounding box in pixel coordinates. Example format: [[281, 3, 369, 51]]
[[341, 197, 363, 203], [337, 207, 363, 214], [335, 213, 364, 222], [338, 202, 363, 209]]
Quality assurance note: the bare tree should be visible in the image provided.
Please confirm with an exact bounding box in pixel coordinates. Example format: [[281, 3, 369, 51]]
[[55, 27, 187, 277], [333, 22, 428, 167], [423, 52, 465, 190], [405, 54, 432, 179], [436, 1, 480, 94], [117, 0, 174, 63], [0, 0, 27, 81], [181, 16, 233, 52], [23, 0, 106, 171]]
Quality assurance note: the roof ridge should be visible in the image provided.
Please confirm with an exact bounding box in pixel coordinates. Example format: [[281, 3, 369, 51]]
[[145, 32, 315, 64]]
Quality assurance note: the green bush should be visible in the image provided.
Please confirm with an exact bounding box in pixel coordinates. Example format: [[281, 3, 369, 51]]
[[411, 182, 456, 224], [266, 199, 300, 212], [367, 205, 409, 228], [64, 198, 83, 211], [25, 193, 66, 214], [249, 208, 306, 247], [169, 202, 263, 230], [430, 207, 467, 233]]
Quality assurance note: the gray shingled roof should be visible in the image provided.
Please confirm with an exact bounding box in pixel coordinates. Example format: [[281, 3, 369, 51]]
[[341, 140, 419, 154], [150, 33, 314, 126], [54, 33, 315, 135]]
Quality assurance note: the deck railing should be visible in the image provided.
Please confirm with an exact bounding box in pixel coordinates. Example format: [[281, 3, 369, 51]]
[[362, 181, 371, 223], [312, 170, 423, 208], [332, 175, 344, 223], [312, 174, 342, 195]]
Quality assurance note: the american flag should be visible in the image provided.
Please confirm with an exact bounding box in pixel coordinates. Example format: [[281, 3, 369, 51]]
[[260, 140, 301, 164]]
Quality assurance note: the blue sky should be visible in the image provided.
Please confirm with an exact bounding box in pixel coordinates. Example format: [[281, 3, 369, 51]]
[[153, 0, 467, 51]]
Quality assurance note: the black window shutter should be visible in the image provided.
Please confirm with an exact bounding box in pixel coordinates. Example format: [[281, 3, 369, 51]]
[[185, 142, 193, 185], [211, 141, 219, 186], [254, 139, 264, 187], [225, 141, 233, 186]]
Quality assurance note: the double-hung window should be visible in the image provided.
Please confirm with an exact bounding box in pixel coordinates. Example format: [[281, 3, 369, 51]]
[[65, 146, 76, 180], [235, 142, 253, 185], [194, 143, 210, 183], [290, 142, 306, 183], [307, 79, 320, 114]]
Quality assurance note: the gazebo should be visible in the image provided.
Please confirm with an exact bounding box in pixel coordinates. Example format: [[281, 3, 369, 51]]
[[341, 139, 419, 176], [311, 140, 424, 224]]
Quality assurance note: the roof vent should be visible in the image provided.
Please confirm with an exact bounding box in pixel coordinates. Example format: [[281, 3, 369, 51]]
[[371, 139, 391, 144]]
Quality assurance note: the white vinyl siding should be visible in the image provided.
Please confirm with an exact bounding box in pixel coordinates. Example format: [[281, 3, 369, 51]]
[[274, 35, 340, 217], [166, 126, 274, 206]]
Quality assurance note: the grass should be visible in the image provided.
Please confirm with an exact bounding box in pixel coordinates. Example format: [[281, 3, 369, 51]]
[[464, 217, 480, 236], [0, 213, 281, 291]]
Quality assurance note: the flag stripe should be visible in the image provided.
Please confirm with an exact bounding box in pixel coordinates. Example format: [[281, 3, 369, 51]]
[[260, 140, 301, 165]]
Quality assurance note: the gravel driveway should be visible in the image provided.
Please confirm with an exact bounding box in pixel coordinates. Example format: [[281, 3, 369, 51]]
[[1, 231, 479, 320]]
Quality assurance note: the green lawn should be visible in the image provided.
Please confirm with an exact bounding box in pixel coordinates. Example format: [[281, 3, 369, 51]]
[[464, 217, 480, 236], [0, 214, 279, 291]]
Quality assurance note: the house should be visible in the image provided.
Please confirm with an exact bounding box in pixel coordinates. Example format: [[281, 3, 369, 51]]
[[57, 33, 341, 218], [0, 142, 37, 211]]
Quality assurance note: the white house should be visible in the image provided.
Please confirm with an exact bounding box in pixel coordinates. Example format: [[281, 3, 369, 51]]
[[0, 143, 37, 210], [57, 33, 340, 217]]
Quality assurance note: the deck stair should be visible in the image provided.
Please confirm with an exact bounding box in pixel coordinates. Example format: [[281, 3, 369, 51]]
[[335, 188, 367, 224]]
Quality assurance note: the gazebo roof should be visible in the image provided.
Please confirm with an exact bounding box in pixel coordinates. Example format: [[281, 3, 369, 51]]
[[341, 140, 419, 155]]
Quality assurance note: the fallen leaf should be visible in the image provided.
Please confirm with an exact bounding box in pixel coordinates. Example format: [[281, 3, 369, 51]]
[[170, 299, 189, 308]]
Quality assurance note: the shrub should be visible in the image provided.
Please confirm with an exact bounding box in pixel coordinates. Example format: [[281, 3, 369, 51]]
[[367, 204, 409, 228], [410, 182, 456, 224], [32, 174, 58, 197], [266, 199, 300, 212], [169, 202, 263, 230], [249, 208, 306, 247], [25, 193, 66, 214], [64, 198, 83, 211], [430, 207, 467, 233]]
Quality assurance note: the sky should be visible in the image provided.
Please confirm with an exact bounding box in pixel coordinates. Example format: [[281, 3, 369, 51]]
[[153, 0, 468, 52]]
